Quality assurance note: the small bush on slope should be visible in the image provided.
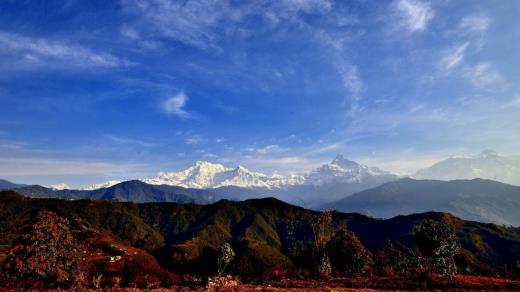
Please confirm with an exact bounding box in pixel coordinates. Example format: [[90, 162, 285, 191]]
[[413, 218, 460, 280], [326, 227, 373, 277], [3, 210, 82, 288]]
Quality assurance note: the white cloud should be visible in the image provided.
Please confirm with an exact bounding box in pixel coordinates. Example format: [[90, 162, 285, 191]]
[[459, 15, 491, 50], [340, 64, 363, 101], [162, 92, 190, 118], [121, 0, 334, 50], [0, 31, 128, 70], [460, 15, 490, 33], [503, 96, 520, 109], [0, 157, 143, 176], [305, 142, 343, 155], [185, 135, 205, 145], [463, 62, 505, 88], [104, 134, 157, 147], [238, 155, 323, 174], [441, 42, 469, 70], [357, 150, 457, 176], [0, 142, 23, 150], [248, 144, 285, 154], [203, 153, 219, 158], [394, 0, 434, 33]]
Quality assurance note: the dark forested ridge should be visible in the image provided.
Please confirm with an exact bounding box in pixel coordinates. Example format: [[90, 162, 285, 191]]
[[1, 190, 520, 289], [5, 180, 220, 204]]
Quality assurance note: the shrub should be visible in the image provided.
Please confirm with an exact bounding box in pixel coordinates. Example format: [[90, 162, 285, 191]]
[[375, 240, 418, 277], [317, 253, 332, 278], [413, 218, 459, 280], [326, 228, 373, 276], [217, 242, 235, 275], [3, 210, 82, 288]]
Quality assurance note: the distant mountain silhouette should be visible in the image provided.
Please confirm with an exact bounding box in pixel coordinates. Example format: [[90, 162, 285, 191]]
[[322, 178, 520, 225], [414, 150, 520, 185], [0, 179, 26, 190], [9, 180, 219, 204]]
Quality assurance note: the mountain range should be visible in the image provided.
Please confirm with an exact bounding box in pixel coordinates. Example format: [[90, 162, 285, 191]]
[[2, 150, 520, 225], [414, 150, 520, 185], [322, 178, 520, 226], [8, 180, 219, 204], [79, 150, 520, 194], [0, 179, 26, 190], [80, 155, 399, 207]]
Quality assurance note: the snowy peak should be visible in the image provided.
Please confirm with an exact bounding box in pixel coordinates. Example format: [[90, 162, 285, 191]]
[[305, 155, 397, 186], [48, 183, 70, 190], [82, 180, 123, 190], [83, 156, 398, 190], [477, 149, 499, 159], [330, 154, 358, 168], [414, 150, 520, 185], [142, 161, 275, 189], [143, 161, 229, 189]]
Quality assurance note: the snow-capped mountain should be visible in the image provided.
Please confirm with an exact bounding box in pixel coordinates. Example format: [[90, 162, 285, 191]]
[[83, 156, 398, 191], [47, 183, 70, 190], [142, 161, 304, 189], [305, 155, 397, 185], [83, 180, 123, 191], [414, 150, 520, 185]]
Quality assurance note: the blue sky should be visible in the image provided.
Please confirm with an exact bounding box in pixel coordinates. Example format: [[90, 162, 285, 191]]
[[0, 0, 519, 187]]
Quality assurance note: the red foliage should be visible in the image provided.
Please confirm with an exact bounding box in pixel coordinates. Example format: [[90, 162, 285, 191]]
[[3, 210, 82, 288], [269, 266, 286, 280]]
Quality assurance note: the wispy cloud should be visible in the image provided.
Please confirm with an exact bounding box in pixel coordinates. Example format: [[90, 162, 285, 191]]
[[0, 31, 129, 70], [121, 0, 334, 51], [460, 15, 490, 33], [247, 144, 285, 154], [162, 92, 190, 118], [104, 134, 157, 147], [502, 96, 520, 109], [185, 135, 205, 145], [394, 0, 434, 33], [441, 42, 469, 70], [463, 62, 505, 88], [340, 64, 363, 100], [0, 157, 143, 176], [459, 15, 491, 50]]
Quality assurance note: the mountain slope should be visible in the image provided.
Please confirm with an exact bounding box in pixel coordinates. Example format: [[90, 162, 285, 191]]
[[305, 155, 397, 185], [142, 161, 298, 189], [12, 180, 219, 204], [415, 150, 520, 185], [2, 190, 520, 280], [0, 179, 26, 190], [322, 178, 520, 226]]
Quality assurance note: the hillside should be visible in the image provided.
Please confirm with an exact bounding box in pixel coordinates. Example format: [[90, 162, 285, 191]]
[[10, 180, 220, 204], [2, 190, 520, 287], [322, 178, 520, 226], [0, 179, 26, 190]]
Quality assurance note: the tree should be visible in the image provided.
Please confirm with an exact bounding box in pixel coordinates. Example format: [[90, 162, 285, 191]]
[[310, 210, 334, 252], [3, 210, 82, 288], [413, 219, 459, 279], [375, 240, 417, 277], [326, 227, 373, 276], [217, 242, 235, 276], [317, 253, 331, 278]]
